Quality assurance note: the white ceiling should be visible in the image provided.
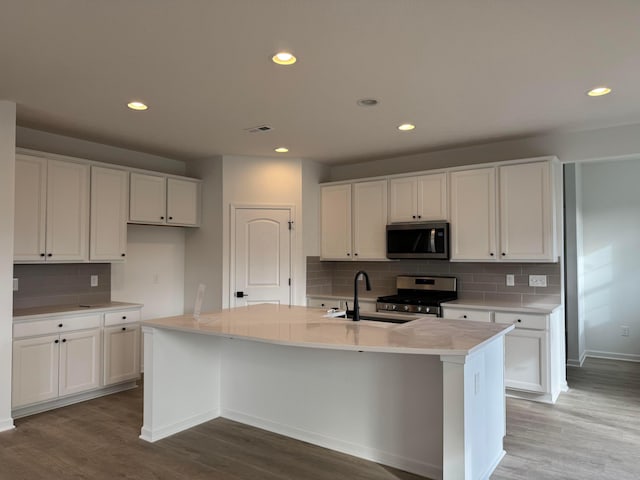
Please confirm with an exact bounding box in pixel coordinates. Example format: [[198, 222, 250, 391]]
[[2, 0, 640, 165]]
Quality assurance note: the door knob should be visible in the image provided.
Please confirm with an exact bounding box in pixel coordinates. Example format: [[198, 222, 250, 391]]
[[235, 291, 248, 298]]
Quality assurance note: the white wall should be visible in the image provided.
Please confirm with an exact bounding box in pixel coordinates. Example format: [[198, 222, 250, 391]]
[[580, 158, 640, 361], [17, 127, 186, 175], [184, 156, 224, 312], [111, 225, 186, 320], [221, 155, 305, 307], [329, 122, 640, 180], [0, 101, 16, 431]]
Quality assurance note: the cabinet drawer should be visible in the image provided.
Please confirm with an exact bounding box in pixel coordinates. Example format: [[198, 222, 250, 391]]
[[495, 312, 548, 330], [105, 309, 141, 327], [307, 298, 342, 309], [14, 314, 101, 338], [441, 308, 492, 323]]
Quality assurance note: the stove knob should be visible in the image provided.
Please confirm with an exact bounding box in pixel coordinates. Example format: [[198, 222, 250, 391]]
[[403, 305, 410, 312], [416, 306, 423, 313], [391, 305, 397, 311]]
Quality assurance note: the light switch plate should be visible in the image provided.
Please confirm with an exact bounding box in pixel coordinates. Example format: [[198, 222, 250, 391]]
[[529, 275, 547, 287], [506, 274, 515, 287], [90, 275, 99, 287], [13, 278, 18, 291]]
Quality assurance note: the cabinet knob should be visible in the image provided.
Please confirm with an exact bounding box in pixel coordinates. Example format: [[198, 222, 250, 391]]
[[58, 323, 63, 328], [354, 253, 358, 256], [490, 253, 494, 256], [54, 339, 59, 344], [412, 215, 416, 219], [40, 253, 45, 257], [418, 215, 422, 219], [463, 315, 468, 319], [62, 339, 66, 343], [160, 216, 165, 220], [517, 319, 522, 323], [122, 327, 127, 331], [47, 253, 52, 257], [501, 253, 506, 256], [121, 253, 126, 257], [169, 216, 173, 220], [347, 253, 351, 256]]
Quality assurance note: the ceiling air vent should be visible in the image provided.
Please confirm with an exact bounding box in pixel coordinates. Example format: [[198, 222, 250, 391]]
[[245, 124, 274, 133]]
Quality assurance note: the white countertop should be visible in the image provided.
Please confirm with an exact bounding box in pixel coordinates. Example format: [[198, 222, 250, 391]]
[[13, 301, 143, 321], [306, 293, 380, 302], [142, 303, 513, 356], [442, 299, 562, 314]]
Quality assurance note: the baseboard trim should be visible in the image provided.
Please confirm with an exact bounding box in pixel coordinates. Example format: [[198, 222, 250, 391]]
[[0, 418, 15, 433], [140, 409, 219, 443], [479, 449, 506, 480], [12, 381, 139, 419], [585, 350, 640, 363], [506, 389, 555, 404], [221, 408, 442, 480]]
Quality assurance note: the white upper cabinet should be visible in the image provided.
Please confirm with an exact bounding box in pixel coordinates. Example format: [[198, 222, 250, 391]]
[[14, 155, 47, 262], [320, 184, 352, 260], [320, 180, 387, 261], [450, 160, 558, 262], [167, 177, 200, 226], [450, 167, 497, 261], [499, 161, 555, 261], [389, 173, 447, 222], [14, 155, 89, 263], [129, 173, 167, 224], [353, 180, 388, 260], [90, 167, 128, 261], [129, 173, 200, 227]]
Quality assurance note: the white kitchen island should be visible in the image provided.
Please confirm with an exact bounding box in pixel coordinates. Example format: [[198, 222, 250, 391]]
[[140, 304, 513, 480]]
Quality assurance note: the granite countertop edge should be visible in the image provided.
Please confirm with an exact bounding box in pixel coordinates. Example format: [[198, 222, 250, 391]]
[[441, 299, 562, 314], [14, 301, 144, 321]]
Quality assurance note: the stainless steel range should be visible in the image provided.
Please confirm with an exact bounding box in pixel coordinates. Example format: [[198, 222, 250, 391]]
[[376, 275, 457, 317]]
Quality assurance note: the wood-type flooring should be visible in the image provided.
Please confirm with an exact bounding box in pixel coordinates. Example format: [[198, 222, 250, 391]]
[[0, 357, 638, 479]]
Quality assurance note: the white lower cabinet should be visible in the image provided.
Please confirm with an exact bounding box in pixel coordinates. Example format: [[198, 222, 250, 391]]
[[442, 304, 565, 403], [103, 324, 140, 386], [306, 296, 376, 313], [12, 306, 142, 415]]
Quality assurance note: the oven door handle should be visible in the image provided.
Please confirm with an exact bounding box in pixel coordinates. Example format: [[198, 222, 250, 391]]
[[430, 228, 436, 253]]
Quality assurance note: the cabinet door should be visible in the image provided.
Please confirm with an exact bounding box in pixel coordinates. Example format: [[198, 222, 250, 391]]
[[167, 178, 199, 226], [129, 173, 166, 224], [499, 161, 554, 261], [450, 168, 497, 261], [58, 328, 101, 396], [320, 184, 352, 260], [504, 329, 548, 393], [14, 155, 47, 262], [388, 177, 418, 223], [46, 160, 90, 262], [90, 167, 128, 261], [103, 324, 140, 386], [12, 334, 59, 407], [417, 172, 448, 221], [353, 180, 388, 260]]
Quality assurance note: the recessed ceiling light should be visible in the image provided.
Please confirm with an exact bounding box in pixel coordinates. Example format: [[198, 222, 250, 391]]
[[127, 101, 148, 111], [272, 52, 297, 65], [275, 147, 289, 153], [398, 123, 416, 131], [587, 86, 612, 97], [357, 98, 379, 107]]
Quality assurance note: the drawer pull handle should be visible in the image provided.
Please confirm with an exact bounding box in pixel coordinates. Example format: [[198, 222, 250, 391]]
[[122, 316, 127, 320], [122, 327, 126, 331], [62, 339, 66, 343], [40, 253, 45, 257], [47, 253, 52, 257], [517, 319, 522, 323], [121, 253, 126, 257], [54, 339, 59, 344], [462, 315, 467, 319], [58, 324, 63, 328]]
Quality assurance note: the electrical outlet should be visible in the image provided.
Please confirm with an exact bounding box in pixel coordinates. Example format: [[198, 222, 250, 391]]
[[621, 326, 630, 337], [506, 274, 515, 287], [529, 275, 547, 287], [13, 278, 18, 292], [90, 275, 99, 287]]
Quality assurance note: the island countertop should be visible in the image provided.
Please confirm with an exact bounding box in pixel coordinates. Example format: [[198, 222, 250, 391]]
[[142, 303, 513, 356]]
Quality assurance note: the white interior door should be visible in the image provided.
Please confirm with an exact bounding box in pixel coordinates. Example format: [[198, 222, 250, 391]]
[[233, 208, 291, 307]]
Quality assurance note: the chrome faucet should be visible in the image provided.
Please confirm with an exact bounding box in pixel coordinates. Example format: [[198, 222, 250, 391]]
[[352, 270, 371, 322]]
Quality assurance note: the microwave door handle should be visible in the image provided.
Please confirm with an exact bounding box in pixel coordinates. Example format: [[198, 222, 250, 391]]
[[430, 228, 436, 253]]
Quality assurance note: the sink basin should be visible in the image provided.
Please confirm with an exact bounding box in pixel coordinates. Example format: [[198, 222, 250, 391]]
[[344, 311, 415, 324]]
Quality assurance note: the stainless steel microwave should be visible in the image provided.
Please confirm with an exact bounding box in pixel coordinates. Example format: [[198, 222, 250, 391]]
[[386, 222, 449, 259]]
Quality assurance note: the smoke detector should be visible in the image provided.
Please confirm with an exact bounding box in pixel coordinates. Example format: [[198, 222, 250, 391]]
[[245, 124, 274, 133]]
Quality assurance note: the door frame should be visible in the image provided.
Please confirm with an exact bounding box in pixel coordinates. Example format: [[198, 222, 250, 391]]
[[229, 204, 296, 309]]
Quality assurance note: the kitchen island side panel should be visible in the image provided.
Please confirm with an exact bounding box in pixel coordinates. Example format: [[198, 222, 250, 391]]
[[220, 338, 444, 479]]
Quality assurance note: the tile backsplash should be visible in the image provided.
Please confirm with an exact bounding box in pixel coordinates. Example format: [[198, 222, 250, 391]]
[[307, 256, 561, 306], [13, 263, 111, 310]]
